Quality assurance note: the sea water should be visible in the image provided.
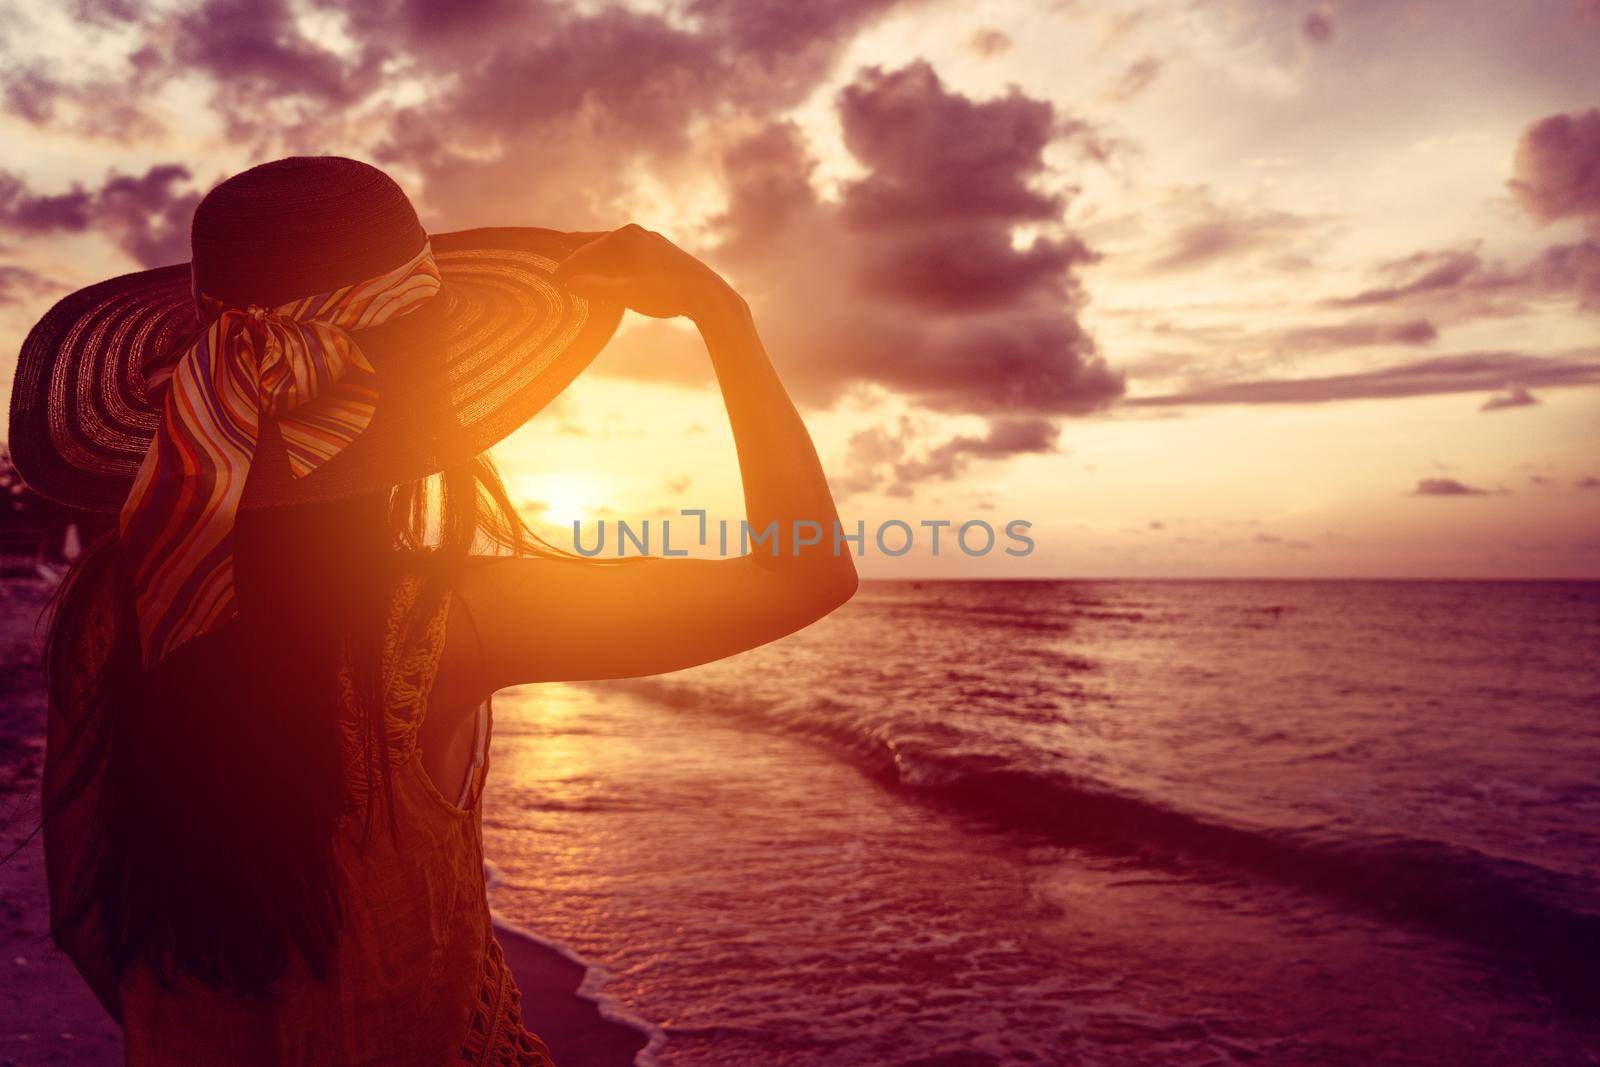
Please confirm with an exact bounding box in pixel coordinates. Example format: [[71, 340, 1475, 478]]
[[482, 580, 1600, 1065]]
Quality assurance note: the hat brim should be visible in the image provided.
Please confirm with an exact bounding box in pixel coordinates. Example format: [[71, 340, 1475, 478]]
[[8, 227, 624, 513]]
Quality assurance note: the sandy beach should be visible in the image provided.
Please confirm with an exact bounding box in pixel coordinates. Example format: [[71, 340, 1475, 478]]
[[0, 576, 647, 1067]]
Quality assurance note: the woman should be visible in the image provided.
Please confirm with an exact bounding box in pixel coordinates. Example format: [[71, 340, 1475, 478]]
[[12, 156, 857, 1065]]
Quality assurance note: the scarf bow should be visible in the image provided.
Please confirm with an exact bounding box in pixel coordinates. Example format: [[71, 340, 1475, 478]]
[[120, 241, 441, 665]]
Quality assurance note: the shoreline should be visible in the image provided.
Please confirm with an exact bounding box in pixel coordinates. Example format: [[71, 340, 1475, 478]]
[[0, 577, 650, 1067], [493, 915, 662, 1067]]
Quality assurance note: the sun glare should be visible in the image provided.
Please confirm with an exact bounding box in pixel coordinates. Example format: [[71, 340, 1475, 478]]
[[516, 473, 605, 526]]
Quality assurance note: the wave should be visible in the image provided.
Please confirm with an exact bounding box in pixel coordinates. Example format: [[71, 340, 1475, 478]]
[[592, 677, 1600, 1011], [489, 910, 669, 1067]]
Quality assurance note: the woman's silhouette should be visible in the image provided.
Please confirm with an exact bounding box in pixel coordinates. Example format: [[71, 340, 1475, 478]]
[[11, 156, 857, 1065]]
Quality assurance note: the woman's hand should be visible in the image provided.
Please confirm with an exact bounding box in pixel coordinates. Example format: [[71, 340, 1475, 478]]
[[553, 224, 739, 325]]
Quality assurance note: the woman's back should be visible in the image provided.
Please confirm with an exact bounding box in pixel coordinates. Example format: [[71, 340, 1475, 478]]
[[62, 565, 553, 1066]]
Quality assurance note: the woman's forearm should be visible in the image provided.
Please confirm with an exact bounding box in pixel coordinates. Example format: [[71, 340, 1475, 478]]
[[693, 291, 856, 588]]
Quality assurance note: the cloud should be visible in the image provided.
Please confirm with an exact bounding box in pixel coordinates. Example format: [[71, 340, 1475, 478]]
[[1510, 108, 1600, 225], [1326, 247, 1486, 306], [1, 5, 1114, 497], [2, 48, 165, 141], [25, 0, 923, 229], [1480, 385, 1538, 411], [0, 171, 92, 232], [832, 415, 1061, 498], [1102, 56, 1162, 104], [1578, 476, 1600, 489], [167, 0, 384, 131], [890, 417, 1060, 489], [1411, 478, 1490, 496], [1127, 351, 1600, 407], [1533, 239, 1600, 309], [1330, 111, 1600, 323], [1275, 318, 1437, 351], [3, 68, 57, 124], [365, 0, 921, 228], [837, 63, 1080, 227], [1112, 315, 1442, 389], [968, 28, 1011, 57], [0, 165, 200, 267], [0, 264, 60, 305], [1137, 185, 1328, 275], [1254, 531, 1313, 548], [1324, 240, 1600, 314], [699, 61, 1124, 419], [1302, 10, 1334, 44], [1308, 109, 1599, 330]]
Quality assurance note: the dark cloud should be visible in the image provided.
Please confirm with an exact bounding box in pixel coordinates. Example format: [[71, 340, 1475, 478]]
[[568, 60, 1118, 495], [367, 0, 918, 227], [838, 63, 1071, 226], [0, 1, 935, 266], [1127, 351, 1600, 407], [0, 166, 199, 268], [94, 166, 204, 267], [171, 0, 382, 110], [702, 62, 1123, 419], [1480, 385, 1538, 411], [12, 0, 921, 229], [1578, 476, 1600, 489], [0, 172, 92, 232], [1510, 108, 1600, 225], [2, 0, 374, 145], [1411, 478, 1490, 497]]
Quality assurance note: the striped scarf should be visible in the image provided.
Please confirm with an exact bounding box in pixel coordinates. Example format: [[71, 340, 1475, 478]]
[[119, 241, 442, 666]]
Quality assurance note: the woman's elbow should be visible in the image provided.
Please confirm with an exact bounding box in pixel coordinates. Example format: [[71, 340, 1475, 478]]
[[812, 558, 859, 616]]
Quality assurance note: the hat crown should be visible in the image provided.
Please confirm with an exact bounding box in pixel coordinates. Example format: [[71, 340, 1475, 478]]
[[190, 157, 426, 309]]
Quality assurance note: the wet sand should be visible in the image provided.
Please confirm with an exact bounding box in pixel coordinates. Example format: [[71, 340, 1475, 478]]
[[0, 577, 646, 1067]]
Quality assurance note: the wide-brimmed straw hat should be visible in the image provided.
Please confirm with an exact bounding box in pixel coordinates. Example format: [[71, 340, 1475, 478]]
[[8, 155, 622, 514]]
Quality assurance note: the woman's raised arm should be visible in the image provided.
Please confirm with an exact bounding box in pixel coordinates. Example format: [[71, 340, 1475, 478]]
[[449, 225, 858, 693]]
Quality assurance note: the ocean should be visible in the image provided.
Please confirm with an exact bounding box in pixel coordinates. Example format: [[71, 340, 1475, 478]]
[[480, 580, 1600, 1065]]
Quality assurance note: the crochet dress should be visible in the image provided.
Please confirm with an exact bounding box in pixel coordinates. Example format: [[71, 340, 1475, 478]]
[[114, 568, 556, 1066]]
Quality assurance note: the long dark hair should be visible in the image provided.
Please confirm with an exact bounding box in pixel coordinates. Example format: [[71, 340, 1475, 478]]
[[41, 455, 558, 995]]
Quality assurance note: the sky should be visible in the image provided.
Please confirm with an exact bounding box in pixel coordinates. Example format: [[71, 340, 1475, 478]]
[[0, 0, 1596, 577]]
